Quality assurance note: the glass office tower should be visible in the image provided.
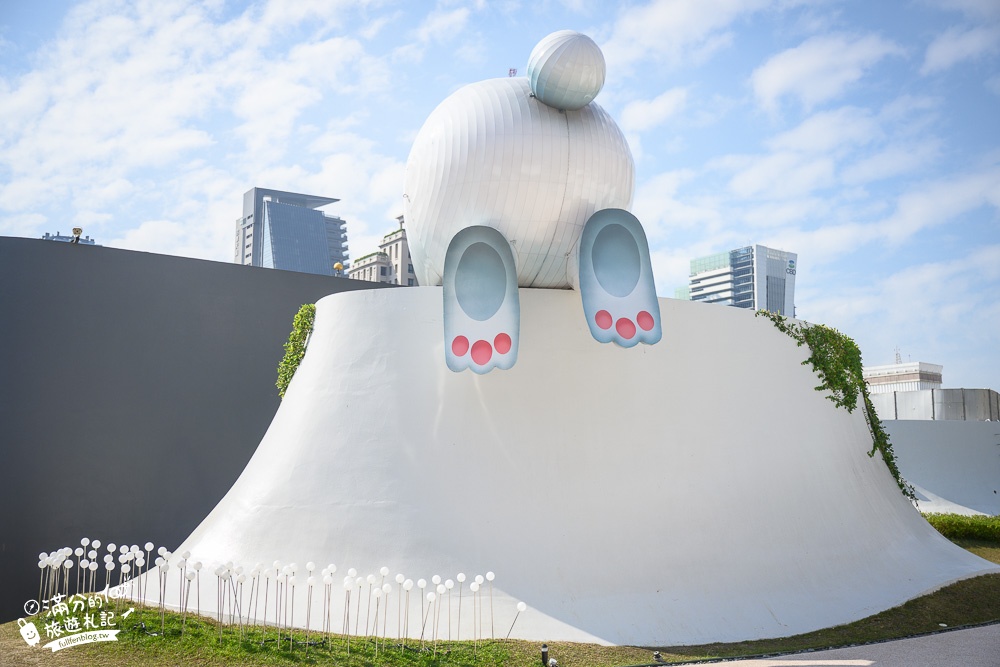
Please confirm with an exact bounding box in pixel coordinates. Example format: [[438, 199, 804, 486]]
[[686, 244, 797, 316], [235, 188, 349, 276]]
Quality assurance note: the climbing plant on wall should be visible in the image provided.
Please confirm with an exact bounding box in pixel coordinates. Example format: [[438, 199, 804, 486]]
[[756, 310, 914, 499], [276, 303, 316, 399]]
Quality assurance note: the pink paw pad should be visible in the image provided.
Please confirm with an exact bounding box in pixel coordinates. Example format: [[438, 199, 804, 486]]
[[595, 312, 654, 340], [452, 336, 470, 356], [616, 317, 636, 339], [471, 340, 493, 365], [494, 333, 512, 354], [453, 334, 513, 366]]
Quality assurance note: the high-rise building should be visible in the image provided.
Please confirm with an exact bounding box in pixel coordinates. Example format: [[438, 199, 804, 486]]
[[347, 216, 419, 286], [684, 244, 797, 316], [235, 188, 348, 276]]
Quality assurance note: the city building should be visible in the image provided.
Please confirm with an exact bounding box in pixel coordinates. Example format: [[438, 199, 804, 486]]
[[863, 357, 1000, 420], [348, 251, 394, 284], [864, 360, 944, 395], [347, 216, 419, 286], [234, 188, 348, 276], [683, 245, 797, 316], [42, 231, 97, 245]]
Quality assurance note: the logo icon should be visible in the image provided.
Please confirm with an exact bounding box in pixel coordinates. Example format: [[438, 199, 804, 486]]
[[18, 618, 40, 647]]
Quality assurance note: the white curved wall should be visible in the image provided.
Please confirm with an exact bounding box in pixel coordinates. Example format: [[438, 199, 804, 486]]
[[888, 420, 1000, 516], [173, 288, 998, 646]]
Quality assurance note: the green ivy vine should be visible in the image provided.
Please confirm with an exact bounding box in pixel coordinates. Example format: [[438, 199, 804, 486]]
[[276, 303, 316, 399], [756, 310, 914, 499]]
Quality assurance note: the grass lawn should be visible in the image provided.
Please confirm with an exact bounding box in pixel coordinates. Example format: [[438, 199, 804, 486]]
[[4, 515, 997, 666]]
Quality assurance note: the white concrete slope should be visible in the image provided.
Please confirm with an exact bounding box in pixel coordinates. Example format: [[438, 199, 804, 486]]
[[175, 287, 998, 646], [887, 420, 1000, 516]]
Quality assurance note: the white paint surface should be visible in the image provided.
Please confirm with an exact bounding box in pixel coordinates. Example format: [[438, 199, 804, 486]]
[[172, 288, 998, 645], [887, 420, 1000, 516]]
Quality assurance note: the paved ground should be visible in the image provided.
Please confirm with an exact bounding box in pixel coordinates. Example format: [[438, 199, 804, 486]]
[[716, 623, 1000, 667]]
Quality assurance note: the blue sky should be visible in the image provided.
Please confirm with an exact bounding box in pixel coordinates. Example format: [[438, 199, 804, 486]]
[[2, 0, 998, 389]]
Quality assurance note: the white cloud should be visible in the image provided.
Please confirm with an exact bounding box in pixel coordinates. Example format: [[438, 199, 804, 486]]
[[764, 165, 1000, 268], [101, 162, 245, 260], [0, 1, 237, 208], [601, 0, 776, 71], [633, 169, 725, 239], [242, 125, 407, 261], [0, 178, 54, 214], [415, 7, 471, 44], [803, 244, 1000, 384], [1, 212, 48, 237], [740, 197, 827, 228], [766, 107, 881, 154], [80, 177, 135, 207], [390, 5, 476, 65], [769, 220, 880, 268], [620, 88, 688, 133], [231, 36, 373, 161], [878, 94, 941, 122], [260, 0, 363, 29], [0, 0, 411, 266], [74, 210, 114, 226], [651, 246, 703, 296], [0, 75, 49, 144], [455, 39, 488, 65], [358, 12, 401, 40], [876, 167, 1000, 243], [751, 33, 903, 111], [921, 24, 1000, 74], [109, 219, 188, 253], [729, 152, 836, 199], [840, 141, 941, 185], [369, 162, 407, 220]]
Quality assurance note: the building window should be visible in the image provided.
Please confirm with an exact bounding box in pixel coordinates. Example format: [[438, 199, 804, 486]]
[[408, 278, 414, 286], [380, 266, 386, 276]]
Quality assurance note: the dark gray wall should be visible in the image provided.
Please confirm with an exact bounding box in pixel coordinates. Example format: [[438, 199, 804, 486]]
[[0, 237, 390, 622]]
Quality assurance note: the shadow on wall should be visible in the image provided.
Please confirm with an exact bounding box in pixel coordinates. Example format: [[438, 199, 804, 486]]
[[0, 237, 391, 623]]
